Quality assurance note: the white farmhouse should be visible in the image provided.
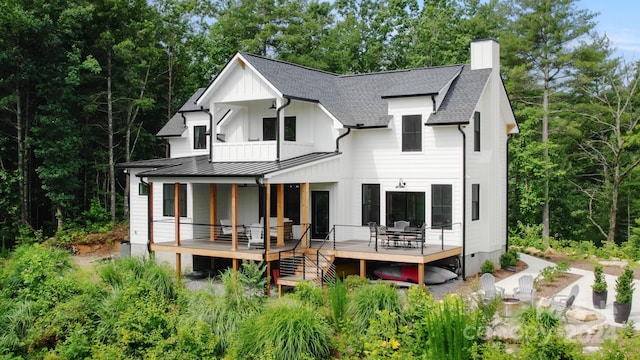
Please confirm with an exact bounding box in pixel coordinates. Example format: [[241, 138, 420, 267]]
[[121, 39, 518, 286]]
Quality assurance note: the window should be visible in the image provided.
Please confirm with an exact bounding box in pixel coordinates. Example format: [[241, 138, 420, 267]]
[[163, 183, 187, 217], [431, 184, 452, 229], [386, 191, 425, 227], [472, 184, 480, 220], [474, 111, 480, 152], [138, 182, 149, 196], [194, 125, 207, 149], [402, 115, 422, 152], [263, 117, 277, 140], [362, 184, 380, 225], [284, 116, 296, 141], [263, 116, 296, 141], [266, 184, 301, 224]]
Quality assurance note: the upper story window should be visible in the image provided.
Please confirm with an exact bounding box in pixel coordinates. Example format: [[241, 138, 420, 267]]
[[194, 125, 207, 149], [163, 183, 187, 217], [284, 116, 296, 141], [474, 111, 480, 152], [263, 117, 277, 140], [472, 184, 480, 220], [263, 116, 297, 141], [402, 115, 422, 152]]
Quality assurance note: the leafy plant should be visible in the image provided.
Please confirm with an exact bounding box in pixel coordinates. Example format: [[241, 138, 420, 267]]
[[592, 266, 607, 293], [615, 266, 636, 304], [292, 280, 325, 308], [480, 260, 495, 274], [499, 251, 517, 269], [516, 306, 582, 359]]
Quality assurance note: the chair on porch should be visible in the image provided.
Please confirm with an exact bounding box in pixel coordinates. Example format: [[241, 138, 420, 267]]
[[394, 220, 410, 230], [220, 219, 232, 238], [247, 223, 264, 249], [402, 226, 419, 247], [376, 225, 389, 247], [513, 274, 536, 305], [368, 222, 377, 246]]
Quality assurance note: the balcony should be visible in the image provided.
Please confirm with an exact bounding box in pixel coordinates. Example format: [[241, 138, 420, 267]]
[[211, 141, 313, 161]]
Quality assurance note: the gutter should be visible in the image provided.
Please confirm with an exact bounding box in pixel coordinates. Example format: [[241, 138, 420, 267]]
[[457, 124, 466, 280], [203, 107, 213, 162], [276, 98, 292, 162], [506, 134, 513, 250], [335, 128, 351, 152]]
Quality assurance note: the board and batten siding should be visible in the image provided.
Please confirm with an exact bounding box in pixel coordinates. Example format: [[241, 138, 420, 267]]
[[168, 112, 210, 158], [464, 71, 508, 274], [339, 96, 464, 246], [129, 168, 149, 246]]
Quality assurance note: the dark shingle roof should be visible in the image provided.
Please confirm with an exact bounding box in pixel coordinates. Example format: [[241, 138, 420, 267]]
[[427, 66, 491, 125], [240, 53, 469, 127], [124, 152, 340, 178], [157, 88, 231, 137]]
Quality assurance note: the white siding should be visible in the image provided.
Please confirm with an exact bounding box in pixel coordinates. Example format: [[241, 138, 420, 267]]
[[168, 112, 210, 158], [212, 63, 275, 103], [129, 169, 149, 245]]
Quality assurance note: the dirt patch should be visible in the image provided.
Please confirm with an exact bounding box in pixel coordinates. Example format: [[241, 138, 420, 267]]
[[71, 224, 127, 267]]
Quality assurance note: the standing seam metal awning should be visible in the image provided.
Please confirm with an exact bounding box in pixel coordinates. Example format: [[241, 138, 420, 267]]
[[126, 152, 340, 178]]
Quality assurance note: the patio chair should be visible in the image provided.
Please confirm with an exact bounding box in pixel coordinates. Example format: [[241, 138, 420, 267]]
[[402, 226, 419, 247], [394, 220, 410, 230], [247, 223, 264, 249], [377, 225, 389, 247], [479, 273, 504, 302], [550, 284, 579, 315], [368, 222, 377, 246], [513, 275, 536, 305], [220, 219, 232, 238]]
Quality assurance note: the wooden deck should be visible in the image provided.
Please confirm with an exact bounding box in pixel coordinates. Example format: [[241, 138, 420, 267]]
[[151, 237, 460, 265]]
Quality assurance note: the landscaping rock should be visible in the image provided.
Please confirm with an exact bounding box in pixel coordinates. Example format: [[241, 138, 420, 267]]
[[566, 309, 598, 322], [525, 247, 542, 255], [538, 296, 551, 308], [598, 260, 628, 267]]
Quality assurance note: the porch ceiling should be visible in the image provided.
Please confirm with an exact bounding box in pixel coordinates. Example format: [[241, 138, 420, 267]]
[[130, 152, 340, 179]]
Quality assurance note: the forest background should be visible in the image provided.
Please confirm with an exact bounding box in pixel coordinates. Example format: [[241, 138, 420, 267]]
[[1, 0, 639, 251]]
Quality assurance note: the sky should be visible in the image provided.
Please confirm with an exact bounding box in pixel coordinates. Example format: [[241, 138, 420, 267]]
[[579, 0, 640, 61]]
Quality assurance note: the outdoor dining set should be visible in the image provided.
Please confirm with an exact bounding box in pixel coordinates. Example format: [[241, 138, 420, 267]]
[[368, 221, 427, 249]]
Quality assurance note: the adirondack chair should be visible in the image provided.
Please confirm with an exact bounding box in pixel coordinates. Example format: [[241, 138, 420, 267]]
[[513, 275, 536, 305], [479, 273, 504, 302], [550, 284, 579, 316], [247, 223, 264, 249]]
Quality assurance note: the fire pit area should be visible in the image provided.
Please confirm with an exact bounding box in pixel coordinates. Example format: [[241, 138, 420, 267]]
[[501, 297, 522, 318]]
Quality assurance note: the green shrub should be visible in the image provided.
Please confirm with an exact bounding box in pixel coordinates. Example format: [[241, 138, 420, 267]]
[[480, 260, 495, 274], [233, 297, 332, 360], [343, 274, 370, 290], [499, 252, 516, 269], [293, 281, 325, 308], [0, 244, 73, 301], [98, 256, 178, 300], [508, 222, 545, 250], [592, 266, 607, 293], [516, 307, 582, 359], [362, 309, 408, 358], [615, 266, 635, 305], [348, 282, 402, 332]]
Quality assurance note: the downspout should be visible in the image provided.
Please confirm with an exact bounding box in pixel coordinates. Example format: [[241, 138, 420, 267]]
[[276, 98, 292, 162], [335, 128, 351, 152], [203, 107, 213, 162], [457, 124, 466, 280], [140, 177, 153, 257], [506, 134, 513, 250], [431, 95, 437, 114]]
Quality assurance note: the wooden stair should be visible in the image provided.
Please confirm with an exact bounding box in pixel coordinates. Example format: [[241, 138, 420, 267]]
[[277, 249, 335, 294]]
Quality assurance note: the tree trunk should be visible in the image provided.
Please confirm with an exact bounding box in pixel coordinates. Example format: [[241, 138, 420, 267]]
[[107, 51, 116, 223], [16, 87, 27, 224], [607, 177, 619, 243], [542, 66, 550, 239]]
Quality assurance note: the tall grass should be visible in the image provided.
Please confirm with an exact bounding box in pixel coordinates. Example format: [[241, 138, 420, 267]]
[[348, 281, 402, 332], [98, 256, 178, 300], [328, 277, 348, 328], [233, 297, 332, 360], [422, 294, 481, 360]]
